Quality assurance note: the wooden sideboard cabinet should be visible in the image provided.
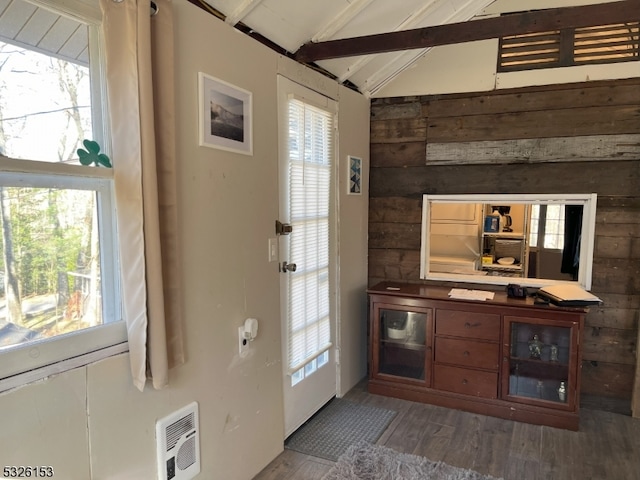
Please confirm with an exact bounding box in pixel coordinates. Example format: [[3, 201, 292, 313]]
[[368, 282, 587, 430]]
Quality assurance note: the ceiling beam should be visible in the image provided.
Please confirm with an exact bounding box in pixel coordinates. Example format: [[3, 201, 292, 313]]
[[295, 0, 640, 63], [339, 0, 495, 85], [224, 0, 264, 26], [336, 0, 440, 83]]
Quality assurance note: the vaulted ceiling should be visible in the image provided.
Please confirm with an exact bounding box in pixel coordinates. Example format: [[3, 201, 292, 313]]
[[2, 0, 635, 98], [197, 0, 636, 97], [201, 0, 497, 96]]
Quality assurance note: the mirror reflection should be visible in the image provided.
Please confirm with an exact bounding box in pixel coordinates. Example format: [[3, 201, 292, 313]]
[[420, 194, 597, 289]]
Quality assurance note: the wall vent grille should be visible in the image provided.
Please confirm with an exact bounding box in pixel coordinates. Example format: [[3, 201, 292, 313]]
[[166, 413, 195, 451], [498, 22, 639, 72], [156, 402, 200, 480]]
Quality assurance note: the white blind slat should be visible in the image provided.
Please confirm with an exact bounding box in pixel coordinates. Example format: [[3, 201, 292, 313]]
[[286, 98, 333, 373]]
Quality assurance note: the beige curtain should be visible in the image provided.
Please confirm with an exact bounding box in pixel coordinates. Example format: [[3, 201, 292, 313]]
[[101, 0, 184, 391]]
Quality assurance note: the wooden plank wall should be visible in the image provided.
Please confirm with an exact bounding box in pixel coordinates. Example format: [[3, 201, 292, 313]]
[[368, 78, 640, 414]]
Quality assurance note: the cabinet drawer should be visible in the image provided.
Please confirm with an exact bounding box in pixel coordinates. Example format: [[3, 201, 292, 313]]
[[435, 309, 500, 341], [433, 365, 498, 399], [434, 337, 499, 370]]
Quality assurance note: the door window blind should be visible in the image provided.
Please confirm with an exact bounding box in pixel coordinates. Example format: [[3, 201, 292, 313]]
[[286, 98, 333, 375]]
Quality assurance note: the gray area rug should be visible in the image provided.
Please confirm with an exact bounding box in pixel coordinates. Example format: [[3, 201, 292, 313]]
[[322, 441, 503, 480], [285, 399, 397, 461]]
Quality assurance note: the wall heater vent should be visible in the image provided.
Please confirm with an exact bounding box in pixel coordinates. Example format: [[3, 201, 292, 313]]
[[156, 402, 200, 480]]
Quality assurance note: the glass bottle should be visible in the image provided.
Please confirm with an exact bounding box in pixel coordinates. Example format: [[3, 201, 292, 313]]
[[528, 334, 542, 359], [537, 380, 544, 399], [558, 381, 566, 402]]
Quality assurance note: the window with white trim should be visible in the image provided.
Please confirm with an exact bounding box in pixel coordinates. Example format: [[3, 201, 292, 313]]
[[0, 0, 124, 385], [529, 204, 565, 250]]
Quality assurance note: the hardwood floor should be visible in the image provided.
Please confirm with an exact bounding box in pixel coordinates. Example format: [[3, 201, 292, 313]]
[[253, 380, 640, 480]]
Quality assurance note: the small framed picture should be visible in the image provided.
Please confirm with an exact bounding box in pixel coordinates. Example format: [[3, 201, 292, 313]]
[[198, 72, 252, 155], [347, 155, 362, 195]]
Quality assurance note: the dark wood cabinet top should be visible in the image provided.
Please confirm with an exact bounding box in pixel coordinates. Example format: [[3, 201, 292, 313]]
[[367, 281, 588, 314]]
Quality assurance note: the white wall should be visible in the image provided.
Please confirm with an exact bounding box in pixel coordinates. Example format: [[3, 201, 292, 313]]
[[335, 85, 370, 395], [0, 2, 370, 479]]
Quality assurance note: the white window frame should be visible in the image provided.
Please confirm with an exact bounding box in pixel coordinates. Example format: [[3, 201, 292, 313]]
[[529, 204, 566, 250], [0, 0, 126, 392]]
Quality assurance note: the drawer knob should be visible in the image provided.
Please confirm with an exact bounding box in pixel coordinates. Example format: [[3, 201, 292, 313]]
[[462, 379, 468, 385], [463, 351, 470, 356], [464, 322, 481, 328]]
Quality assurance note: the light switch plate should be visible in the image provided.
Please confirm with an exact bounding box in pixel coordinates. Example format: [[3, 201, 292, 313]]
[[268, 237, 278, 262]]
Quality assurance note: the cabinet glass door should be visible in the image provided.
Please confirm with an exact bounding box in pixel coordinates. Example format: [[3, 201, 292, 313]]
[[377, 308, 429, 382], [504, 319, 575, 407]]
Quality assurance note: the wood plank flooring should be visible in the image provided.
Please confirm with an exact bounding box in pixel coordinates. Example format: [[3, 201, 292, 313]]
[[253, 380, 640, 480]]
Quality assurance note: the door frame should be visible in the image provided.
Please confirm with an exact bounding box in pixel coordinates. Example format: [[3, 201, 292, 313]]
[[276, 74, 341, 437]]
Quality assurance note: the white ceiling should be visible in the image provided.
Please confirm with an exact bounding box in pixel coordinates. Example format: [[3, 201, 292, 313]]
[[203, 0, 627, 97], [2, 0, 622, 97], [0, 0, 90, 65], [204, 0, 497, 97]]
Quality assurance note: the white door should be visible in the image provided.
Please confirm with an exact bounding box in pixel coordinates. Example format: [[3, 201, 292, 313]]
[[277, 76, 337, 437]]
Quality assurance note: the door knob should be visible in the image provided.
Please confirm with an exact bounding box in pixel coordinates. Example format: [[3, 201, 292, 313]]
[[275, 220, 293, 235], [281, 261, 297, 272]]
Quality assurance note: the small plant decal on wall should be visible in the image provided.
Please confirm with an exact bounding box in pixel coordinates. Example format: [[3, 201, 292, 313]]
[[77, 139, 112, 168]]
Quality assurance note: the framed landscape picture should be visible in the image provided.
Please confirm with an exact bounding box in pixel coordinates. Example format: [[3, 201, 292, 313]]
[[198, 72, 252, 155]]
